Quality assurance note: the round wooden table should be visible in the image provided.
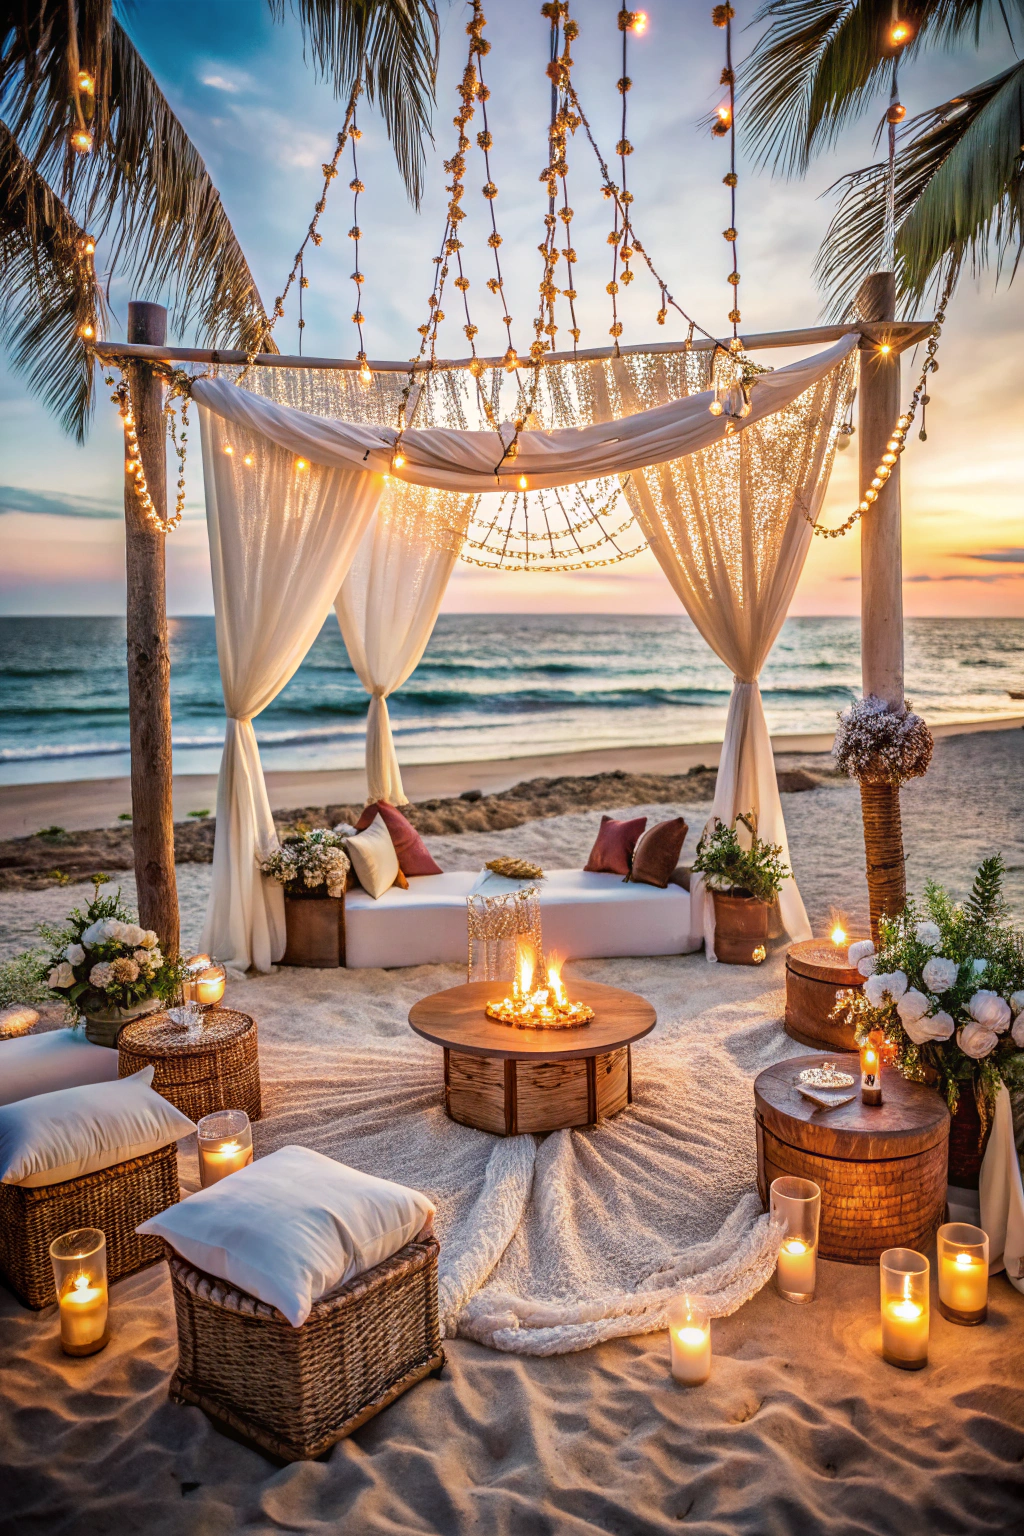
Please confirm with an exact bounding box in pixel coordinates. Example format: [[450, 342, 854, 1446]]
[[784, 939, 863, 1051], [409, 979, 656, 1136], [754, 1053, 949, 1264], [118, 1008, 262, 1123]]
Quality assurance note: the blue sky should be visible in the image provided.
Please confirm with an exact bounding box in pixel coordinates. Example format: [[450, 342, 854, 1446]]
[[1, 0, 1021, 615]]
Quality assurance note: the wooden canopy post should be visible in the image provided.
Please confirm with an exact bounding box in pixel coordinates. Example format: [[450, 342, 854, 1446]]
[[124, 301, 179, 956], [855, 272, 907, 937]]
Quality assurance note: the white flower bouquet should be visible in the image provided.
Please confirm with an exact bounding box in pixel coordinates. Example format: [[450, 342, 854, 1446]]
[[260, 828, 351, 899], [41, 888, 184, 1017], [835, 857, 1024, 1128]]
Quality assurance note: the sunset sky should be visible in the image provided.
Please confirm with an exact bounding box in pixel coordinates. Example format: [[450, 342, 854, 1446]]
[[1, 0, 1021, 618]]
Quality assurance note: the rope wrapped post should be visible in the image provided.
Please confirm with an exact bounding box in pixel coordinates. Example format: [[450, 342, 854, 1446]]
[[858, 778, 906, 939], [124, 301, 179, 957]]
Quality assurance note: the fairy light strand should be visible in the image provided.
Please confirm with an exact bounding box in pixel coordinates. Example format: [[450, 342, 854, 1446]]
[[711, 6, 740, 342]]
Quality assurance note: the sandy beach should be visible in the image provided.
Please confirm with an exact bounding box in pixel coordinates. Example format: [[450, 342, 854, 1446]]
[[2, 724, 1023, 1533]]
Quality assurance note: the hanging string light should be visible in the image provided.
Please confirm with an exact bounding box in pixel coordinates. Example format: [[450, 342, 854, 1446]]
[[471, 2, 518, 368], [606, 8, 643, 351], [710, 5, 741, 347], [347, 107, 372, 384], [105, 370, 190, 534]]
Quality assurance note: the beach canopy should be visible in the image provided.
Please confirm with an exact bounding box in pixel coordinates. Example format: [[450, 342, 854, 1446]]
[[193, 335, 857, 971]]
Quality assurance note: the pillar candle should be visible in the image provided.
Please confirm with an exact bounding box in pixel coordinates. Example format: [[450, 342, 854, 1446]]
[[937, 1223, 989, 1324], [880, 1249, 929, 1370], [668, 1301, 711, 1386], [776, 1237, 816, 1298], [59, 1272, 108, 1354]]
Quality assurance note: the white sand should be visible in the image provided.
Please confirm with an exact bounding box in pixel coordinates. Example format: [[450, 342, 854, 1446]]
[[2, 727, 1024, 1530]]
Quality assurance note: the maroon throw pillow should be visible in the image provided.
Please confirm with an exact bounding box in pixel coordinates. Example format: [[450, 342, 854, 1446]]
[[627, 817, 689, 888], [354, 801, 442, 877], [583, 814, 647, 876]]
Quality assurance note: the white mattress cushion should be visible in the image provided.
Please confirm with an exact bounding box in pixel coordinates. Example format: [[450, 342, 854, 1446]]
[[0, 1066, 195, 1188], [138, 1145, 435, 1327], [343, 868, 695, 968], [0, 1028, 119, 1108]]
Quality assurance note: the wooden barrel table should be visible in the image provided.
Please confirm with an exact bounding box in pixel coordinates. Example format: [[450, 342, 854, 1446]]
[[784, 940, 863, 1051], [409, 980, 656, 1136], [754, 1053, 949, 1264]]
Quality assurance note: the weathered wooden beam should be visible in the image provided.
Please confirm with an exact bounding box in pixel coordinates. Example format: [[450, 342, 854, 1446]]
[[94, 318, 933, 375], [124, 302, 179, 957]]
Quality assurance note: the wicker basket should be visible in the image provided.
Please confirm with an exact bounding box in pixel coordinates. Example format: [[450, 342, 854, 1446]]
[[0, 1142, 180, 1309], [167, 1236, 445, 1462], [118, 1009, 262, 1123]]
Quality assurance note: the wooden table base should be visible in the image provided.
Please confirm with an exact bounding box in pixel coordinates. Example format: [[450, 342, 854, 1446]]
[[784, 940, 863, 1052], [444, 1044, 632, 1136]]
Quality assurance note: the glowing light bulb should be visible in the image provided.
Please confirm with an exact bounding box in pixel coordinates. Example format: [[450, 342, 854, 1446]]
[[223, 444, 234, 456], [295, 458, 309, 472], [79, 237, 95, 256], [716, 104, 731, 125], [890, 20, 911, 44], [357, 362, 373, 388], [79, 322, 94, 340], [518, 474, 529, 491], [632, 10, 648, 33], [881, 452, 897, 466], [77, 71, 95, 93], [878, 342, 892, 355], [392, 452, 405, 470], [242, 454, 253, 467], [864, 488, 878, 503], [70, 127, 92, 154], [708, 399, 724, 416]]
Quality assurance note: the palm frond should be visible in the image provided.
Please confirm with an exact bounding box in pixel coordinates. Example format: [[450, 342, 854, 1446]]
[[740, 0, 1020, 177], [0, 122, 106, 441], [815, 62, 1024, 315], [270, 0, 438, 206]]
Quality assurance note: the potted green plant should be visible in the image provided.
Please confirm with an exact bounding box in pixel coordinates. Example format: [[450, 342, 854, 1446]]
[[834, 856, 1024, 1187], [42, 885, 184, 1047], [692, 812, 790, 964], [261, 829, 351, 968]]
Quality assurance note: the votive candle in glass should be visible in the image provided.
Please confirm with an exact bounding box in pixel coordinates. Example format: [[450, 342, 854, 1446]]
[[668, 1297, 711, 1386], [183, 953, 226, 1010], [770, 1176, 821, 1303], [880, 1248, 929, 1370], [937, 1222, 989, 1325], [860, 1040, 882, 1106], [197, 1108, 253, 1187], [50, 1228, 109, 1357]]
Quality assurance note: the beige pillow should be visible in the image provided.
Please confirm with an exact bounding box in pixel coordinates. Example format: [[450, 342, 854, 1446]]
[[345, 812, 403, 899], [0, 1066, 195, 1187], [0, 1028, 119, 1107]]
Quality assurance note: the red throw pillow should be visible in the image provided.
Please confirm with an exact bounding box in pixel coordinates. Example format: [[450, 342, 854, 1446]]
[[627, 817, 689, 888], [583, 814, 647, 876], [354, 801, 442, 877]]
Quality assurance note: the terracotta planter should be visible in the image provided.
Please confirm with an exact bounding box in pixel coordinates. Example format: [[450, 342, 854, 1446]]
[[947, 1085, 991, 1190], [712, 891, 769, 965], [282, 895, 345, 968], [83, 995, 162, 1049]]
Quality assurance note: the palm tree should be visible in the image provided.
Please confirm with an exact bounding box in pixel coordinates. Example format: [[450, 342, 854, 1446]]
[[0, 0, 439, 441], [740, 0, 1024, 316]]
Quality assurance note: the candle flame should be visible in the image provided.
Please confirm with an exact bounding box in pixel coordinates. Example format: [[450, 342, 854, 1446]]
[[547, 954, 566, 1006], [954, 1251, 973, 1268], [515, 942, 536, 1000], [73, 1272, 90, 1293], [831, 925, 846, 947], [783, 1238, 809, 1256]]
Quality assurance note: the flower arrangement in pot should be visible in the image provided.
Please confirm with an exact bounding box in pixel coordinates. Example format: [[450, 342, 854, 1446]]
[[42, 883, 184, 1047], [692, 812, 790, 965], [835, 857, 1024, 1185], [261, 828, 351, 968]]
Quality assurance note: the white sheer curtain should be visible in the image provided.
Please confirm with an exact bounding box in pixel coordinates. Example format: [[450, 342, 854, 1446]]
[[614, 349, 855, 958], [198, 405, 383, 972], [334, 484, 465, 806]]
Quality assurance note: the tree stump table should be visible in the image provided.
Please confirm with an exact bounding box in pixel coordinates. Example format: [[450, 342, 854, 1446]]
[[118, 1009, 262, 1123], [409, 980, 656, 1136], [754, 1053, 949, 1264], [784, 940, 863, 1051]]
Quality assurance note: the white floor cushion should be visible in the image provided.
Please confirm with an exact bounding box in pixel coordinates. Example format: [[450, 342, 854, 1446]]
[[0, 1029, 119, 1107], [138, 1145, 435, 1327], [0, 1066, 195, 1188], [343, 868, 697, 969]]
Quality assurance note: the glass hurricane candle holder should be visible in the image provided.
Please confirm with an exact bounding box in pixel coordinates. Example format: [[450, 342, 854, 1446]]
[[197, 1109, 253, 1187], [182, 954, 226, 1010], [860, 1039, 883, 1106], [770, 1176, 820, 1303], [880, 1249, 929, 1370], [937, 1222, 989, 1326], [668, 1297, 711, 1386], [50, 1228, 109, 1357]]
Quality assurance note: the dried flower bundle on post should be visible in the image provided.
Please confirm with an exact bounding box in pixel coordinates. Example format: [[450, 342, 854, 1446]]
[[260, 829, 350, 899]]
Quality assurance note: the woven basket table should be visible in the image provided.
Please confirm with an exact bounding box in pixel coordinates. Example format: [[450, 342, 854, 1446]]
[[167, 1236, 444, 1462], [118, 1009, 261, 1123], [0, 1142, 179, 1309], [754, 1053, 950, 1264], [784, 940, 863, 1051]]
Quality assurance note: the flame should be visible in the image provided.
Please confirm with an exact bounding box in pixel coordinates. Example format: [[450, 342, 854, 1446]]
[[73, 1272, 90, 1293], [632, 10, 648, 33], [515, 942, 535, 1000], [831, 925, 847, 947], [547, 955, 566, 1007]]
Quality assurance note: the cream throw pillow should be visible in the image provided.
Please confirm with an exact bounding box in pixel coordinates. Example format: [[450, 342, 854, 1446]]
[[0, 1028, 119, 1107], [0, 1066, 195, 1188], [138, 1145, 435, 1327], [346, 811, 401, 899]]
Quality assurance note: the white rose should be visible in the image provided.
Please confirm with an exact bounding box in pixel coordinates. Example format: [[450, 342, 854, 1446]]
[[972, 959, 988, 975], [921, 956, 958, 994], [864, 970, 908, 1009], [140, 930, 159, 949], [915, 921, 941, 949], [968, 990, 1012, 1033], [896, 988, 930, 1025], [858, 954, 879, 978], [119, 923, 146, 948], [1010, 991, 1024, 1017], [81, 919, 107, 947], [958, 1021, 998, 1060], [64, 943, 85, 965], [47, 961, 75, 989], [134, 948, 154, 968], [848, 940, 875, 965], [1011, 1014, 1024, 1049], [902, 1008, 956, 1046], [89, 962, 113, 989]]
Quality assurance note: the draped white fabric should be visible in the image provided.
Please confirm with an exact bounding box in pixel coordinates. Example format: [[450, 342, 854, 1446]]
[[198, 405, 383, 972], [190, 336, 857, 493], [612, 348, 855, 957], [334, 485, 464, 806], [979, 1083, 1024, 1294]]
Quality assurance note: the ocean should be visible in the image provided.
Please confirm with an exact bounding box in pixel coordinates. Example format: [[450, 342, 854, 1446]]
[[0, 614, 1022, 787]]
